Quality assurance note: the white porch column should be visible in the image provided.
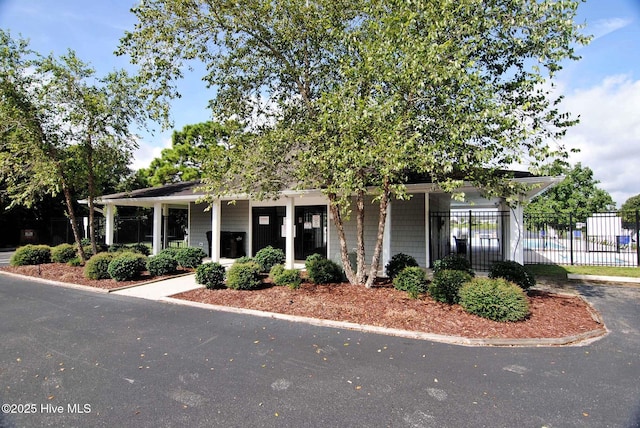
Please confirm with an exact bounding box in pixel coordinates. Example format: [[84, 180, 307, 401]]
[[104, 205, 115, 246], [285, 197, 295, 269], [424, 193, 431, 268], [382, 201, 392, 273], [508, 202, 524, 264], [210, 199, 221, 262], [163, 205, 170, 249], [152, 202, 162, 255]]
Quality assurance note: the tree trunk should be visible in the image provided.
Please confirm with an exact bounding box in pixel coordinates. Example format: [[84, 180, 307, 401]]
[[355, 190, 367, 284], [328, 194, 357, 284], [85, 136, 98, 255], [61, 184, 88, 262], [365, 181, 390, 288]]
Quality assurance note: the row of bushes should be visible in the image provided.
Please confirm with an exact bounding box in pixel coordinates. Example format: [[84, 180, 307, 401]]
[[195, 248, 345, 291], [388, 253, 534, 322], [9, 243, 154, 267], [83, 246, 207, 281], [10, 243, 207, 282]]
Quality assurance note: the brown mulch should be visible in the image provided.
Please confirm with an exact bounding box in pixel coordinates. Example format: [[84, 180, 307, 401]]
[[2, 264, 605, 340], [1, 263, 191, 290]]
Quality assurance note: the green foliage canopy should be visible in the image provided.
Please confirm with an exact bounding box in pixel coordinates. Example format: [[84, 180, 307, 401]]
[[119, 0, 589, 285]]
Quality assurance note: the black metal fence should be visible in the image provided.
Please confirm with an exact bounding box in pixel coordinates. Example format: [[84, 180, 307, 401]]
[[431, 210, 510, 271], [523, 211, 640, 267]]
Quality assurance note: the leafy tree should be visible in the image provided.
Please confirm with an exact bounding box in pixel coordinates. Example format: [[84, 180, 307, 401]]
[[0, 30, 150, 259], [138, 121, 238, 186], [620, 194, 640, 225], [525, 161, 616, 229], [120, 0, 588, 286]]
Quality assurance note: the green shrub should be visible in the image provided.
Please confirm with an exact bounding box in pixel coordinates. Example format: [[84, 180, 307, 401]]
[[489, 260, 536, 291], [273, 268, 302, 289], [159, 247, 181, 258], [269, 264, 286, 280], [306, 258, 342, 284], [195, 262, 227, 289], [433, 254, 475, 276], [10, 245, 52, 266], [107, 253, 147, 281], [108, 243, 126, 253], [226, 261, 262, 290], [254, 245, 285, 272], [51, 243, 77, 263], [428, 269, 473, 304], [67, 257, 82, 267], [126, 243, 151, 256], [235, 256, 255, 264], [459, 277, 530, 322], [83, 252, 115, 280], [393, 266, 428, 299], [147, 253, 178, 276], [304, 253, 324, 270], [385, 253, 419, 279], [174, 246, 207, 268]]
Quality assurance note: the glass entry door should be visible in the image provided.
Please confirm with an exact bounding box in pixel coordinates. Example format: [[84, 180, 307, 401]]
[[294, 206, 327, 260]]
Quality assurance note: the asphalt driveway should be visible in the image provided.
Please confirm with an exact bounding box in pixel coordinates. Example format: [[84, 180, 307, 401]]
[[0, 274, 638, 427]]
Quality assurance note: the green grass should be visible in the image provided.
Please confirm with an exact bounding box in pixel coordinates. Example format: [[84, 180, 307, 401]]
[[526, 264, 640, 278]]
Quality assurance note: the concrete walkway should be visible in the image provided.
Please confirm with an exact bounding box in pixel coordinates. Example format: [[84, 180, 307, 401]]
[[111, 273, 201, 300]]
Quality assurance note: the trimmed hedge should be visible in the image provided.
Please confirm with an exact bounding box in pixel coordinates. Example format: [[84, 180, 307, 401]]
[[304, 253, 324, 270], [226, 261, 262, 290], [254, 245, 285, 272], [107, 252, 147, 282], [428, 269, 473, 304], [432, 254, 474, 276], [385, 253, 419, 279], [273, 268, 302, 289], [10, 245, 51, 266], [51, 243, 77, 263], [84, 252, 115, 280], [147, 253, 178, 276], [174, 247, 207, 269], [306, 258, 342, 284], [489, 260, 536, 291], [459, 277, 530, 322], [195, 262, 226, 289], [393, 266, 428, 299]]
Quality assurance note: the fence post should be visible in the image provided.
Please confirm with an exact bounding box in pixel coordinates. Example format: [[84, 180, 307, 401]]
[[468, 210, 473, 267], [569, 213, 574, 266], [636, 210, 639, 267]]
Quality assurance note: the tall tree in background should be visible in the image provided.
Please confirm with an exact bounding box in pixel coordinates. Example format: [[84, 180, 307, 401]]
[[120, 0, 589, 286], [139, 121, 239, 186], [525, 161, 615, 228], [620, 194, 640, 225], [0, 30, 149, 259]]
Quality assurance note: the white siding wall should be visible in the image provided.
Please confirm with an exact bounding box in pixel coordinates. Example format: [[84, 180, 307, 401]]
[[189, 202, 211, 252], [189, 201, 250, 256], [390, 194, 427, 268]]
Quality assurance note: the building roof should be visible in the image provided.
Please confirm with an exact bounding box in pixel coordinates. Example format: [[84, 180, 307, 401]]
[[91, 170, 559, 208]]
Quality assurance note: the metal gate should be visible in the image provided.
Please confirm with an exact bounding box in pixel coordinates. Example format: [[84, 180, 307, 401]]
[[430, 210, 510, 271]]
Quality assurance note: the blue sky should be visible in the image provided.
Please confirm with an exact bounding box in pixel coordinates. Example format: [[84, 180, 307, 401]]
[[1, 0, 639, 206]]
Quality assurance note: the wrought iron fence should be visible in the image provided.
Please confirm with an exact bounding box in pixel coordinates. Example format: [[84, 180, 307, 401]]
[[523, 210, 639, 267], [430, 210, 510, 271]]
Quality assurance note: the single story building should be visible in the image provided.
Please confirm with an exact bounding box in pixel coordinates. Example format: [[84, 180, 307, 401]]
[[92, 173, 559, 272]]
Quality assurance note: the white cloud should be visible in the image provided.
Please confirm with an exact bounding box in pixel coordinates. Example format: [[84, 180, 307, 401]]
[[588, 18, 633, 42], [560, 75, 640, 206], [130, 134, 172, 170]]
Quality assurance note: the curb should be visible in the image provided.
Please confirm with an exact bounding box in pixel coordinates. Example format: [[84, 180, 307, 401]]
[[159, 296, 608, 347], [0, 270, 609, 347], [0, 270, 110, 293], [567, 274, 640, 284]]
